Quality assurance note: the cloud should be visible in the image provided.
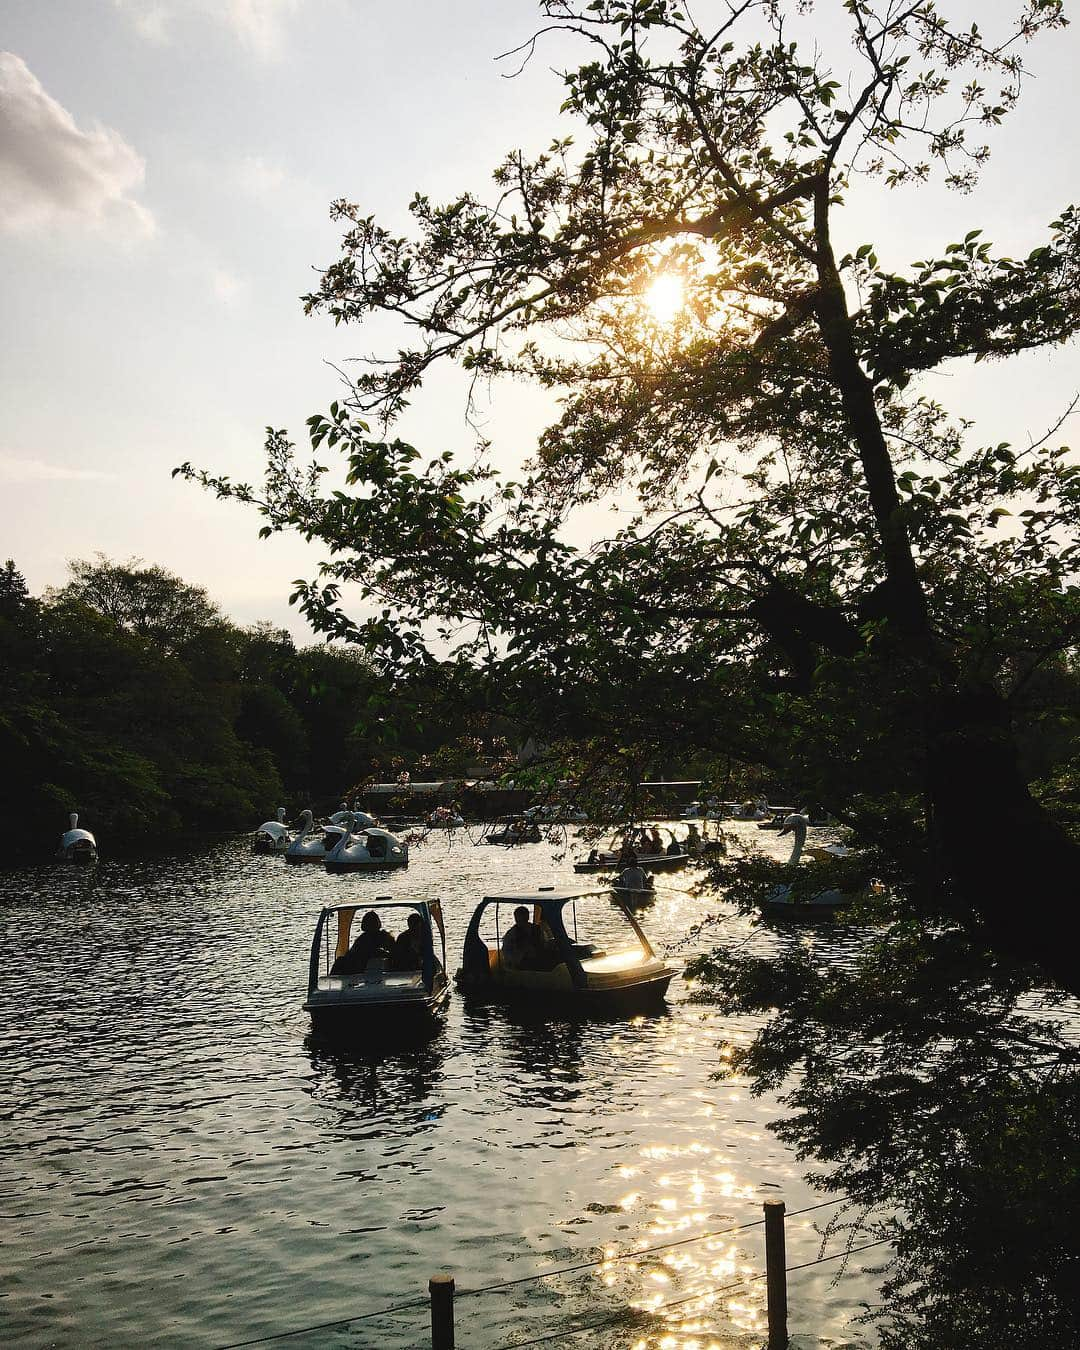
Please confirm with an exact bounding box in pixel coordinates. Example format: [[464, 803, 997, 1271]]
[[227, 0, 300, 60], [212, 268, 244, 303], [238, 153, 287, 197], [0, 455, 116, 483], [115, 1, 300, 60], [0, 53, 154, 237]]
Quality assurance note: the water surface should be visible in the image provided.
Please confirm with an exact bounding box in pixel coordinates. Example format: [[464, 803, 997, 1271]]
[[0, 823, 879, 1347]]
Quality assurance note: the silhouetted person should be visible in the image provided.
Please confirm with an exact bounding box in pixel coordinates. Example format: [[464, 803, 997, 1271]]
[[501, 905, 556, 971], [391, 912, 427, 971], [617, 859, 650, 892], [331, 910, 394, 976]]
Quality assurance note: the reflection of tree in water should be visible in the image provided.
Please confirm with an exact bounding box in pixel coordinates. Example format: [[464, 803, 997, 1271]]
[[304, 1030, 446, 1126], [689, 922, 1080, 1350]]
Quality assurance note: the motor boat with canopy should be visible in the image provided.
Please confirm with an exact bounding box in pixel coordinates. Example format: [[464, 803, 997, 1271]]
[[456, 887, 674, 1012], [252, 807, 291, 854], [573, 826, 690, 874], [324, 817, 409, 872], [57, 813, 97, 865], [304, 898, 448, 1029]]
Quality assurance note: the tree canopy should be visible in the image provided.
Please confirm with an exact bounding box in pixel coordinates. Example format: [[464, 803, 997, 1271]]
[[173, 7, 1080, 1340], [181, 0, 1080, 986], [1, 557, 484, 855]]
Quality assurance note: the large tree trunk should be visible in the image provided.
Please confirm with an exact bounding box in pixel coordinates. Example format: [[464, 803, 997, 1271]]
[[809, 185, 1080, 996], [927, 683, 1080, 993]]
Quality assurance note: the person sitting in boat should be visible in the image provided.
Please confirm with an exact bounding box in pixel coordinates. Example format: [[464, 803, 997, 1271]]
[[666, 835, 682, 856], [587, 846, 600, 865], [501, 905, 557, 971], [390, 912, 427, 972], [647, 827, 664, 855], [330, 911, 394, 977], [617, 855, 651, 892], [685, 823, 702, 854]]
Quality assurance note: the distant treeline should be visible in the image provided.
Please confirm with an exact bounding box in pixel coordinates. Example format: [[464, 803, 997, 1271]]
[[0, 556, 490, 857]]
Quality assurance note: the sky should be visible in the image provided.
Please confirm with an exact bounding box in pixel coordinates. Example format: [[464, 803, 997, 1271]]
[[2, 1, 1078, 642]]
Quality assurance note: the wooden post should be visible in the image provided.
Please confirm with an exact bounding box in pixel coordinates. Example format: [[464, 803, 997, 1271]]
[[764, 1199, 788, 1350], [429, 1272, 455, 1349]]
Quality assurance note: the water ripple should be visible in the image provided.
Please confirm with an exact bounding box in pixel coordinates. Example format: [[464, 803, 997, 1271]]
[[0, 823, 874, 1348]]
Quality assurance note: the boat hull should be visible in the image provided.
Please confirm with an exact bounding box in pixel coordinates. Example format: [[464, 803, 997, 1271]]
[[609, 885, 655, 908], [455, 970, 672, 1015], [760, 897, 850, 922], [325, 855, 409, 873], [305, 981, 450, 1030], [574, 852, 689, 874]]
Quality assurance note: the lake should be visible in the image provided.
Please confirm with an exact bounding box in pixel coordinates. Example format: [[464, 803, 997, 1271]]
[[0, 822, 879, 1348]]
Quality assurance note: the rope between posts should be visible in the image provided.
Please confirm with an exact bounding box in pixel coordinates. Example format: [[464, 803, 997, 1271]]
[[455, 1195, 845, 1299], [503, 1237, 894, 1348], [216, 1296, 431, 1349], [213, 1197, 851, 1347]]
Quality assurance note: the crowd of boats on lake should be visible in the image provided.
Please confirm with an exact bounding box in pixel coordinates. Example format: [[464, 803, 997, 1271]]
[[49, 792, 869, 1035]]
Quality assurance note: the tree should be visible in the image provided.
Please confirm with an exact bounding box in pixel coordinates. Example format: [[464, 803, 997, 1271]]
[[0, 559, 34, 622], [52, 555, 222, 655], [686, 903, 1080, 1350], [179, 0, 1080, 988]]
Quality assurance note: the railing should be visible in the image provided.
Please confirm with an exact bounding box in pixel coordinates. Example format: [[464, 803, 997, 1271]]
[[216, 1194, 890, 1349]]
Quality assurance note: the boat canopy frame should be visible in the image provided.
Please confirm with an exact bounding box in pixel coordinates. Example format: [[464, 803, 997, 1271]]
[[308, 898, 446, 996], [461, 889, 657, 991]]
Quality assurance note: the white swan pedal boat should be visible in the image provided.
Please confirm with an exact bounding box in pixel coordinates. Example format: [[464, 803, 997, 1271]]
[[58, 813, 97, 865], [759, 814, 867, 921], [252, 808, 291, 854], [456, 888, 674, 1014], [285, 810, 348, 865], [304, 899, 449, 1030], [325, 819, 409, 872]]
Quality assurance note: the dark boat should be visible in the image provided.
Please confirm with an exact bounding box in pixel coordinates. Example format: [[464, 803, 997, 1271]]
[[573, 826, 691, 873], [456, 888, 674, 1013], [573, 850, 689, 874]]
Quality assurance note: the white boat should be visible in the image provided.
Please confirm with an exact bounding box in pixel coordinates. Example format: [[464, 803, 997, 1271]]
[[252, 807, 291, 854], [325, 818, 409, 872], [304, 899, 449, 1031], [760, 815, 863, 919], [328, 802, 378, 828], [680, 799, 726, 820], [285, 809, 349, 866], [57, 812, 97, 866], [728, 798, 770, 821]]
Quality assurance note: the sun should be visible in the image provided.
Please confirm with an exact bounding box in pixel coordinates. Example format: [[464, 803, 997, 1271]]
[[644, 272, 684, 324]]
